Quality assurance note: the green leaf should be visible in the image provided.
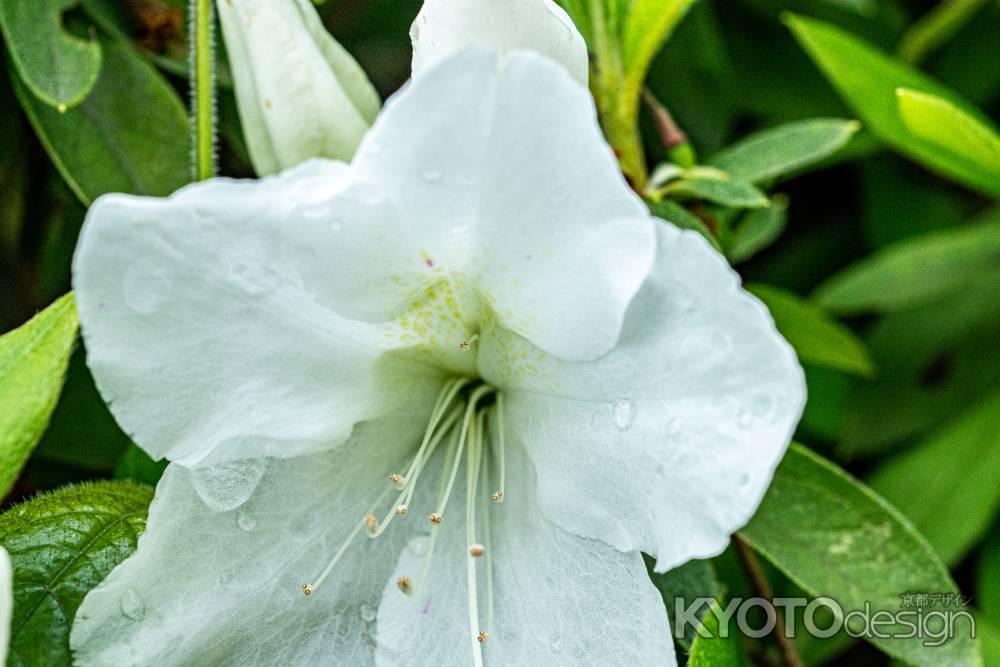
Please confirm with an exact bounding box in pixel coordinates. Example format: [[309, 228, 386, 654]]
[[981, 616, 1000, 667], [897, 88, 1000, 182], [741, 444, 978, 667], [12, 38, 189, 206], [728, 194, 788, 263], [0, 481, 152, 666], [709, 118, 860, 184], [621, 0, 697, 85], [0, 0, 102, 109], [114, 444, 167, 487], [867, 393, 1000, 565], [786, 13, 1000, 198], [748, 284, 873, 376], [647, 556, 721, 650], [0, 294, 78, 497], [978, 532, 1000, 625], [664, 175, 770, 209], [648, 199, 722, 252], [814, 210, 1000, 314], [686, 597, 747, 667]]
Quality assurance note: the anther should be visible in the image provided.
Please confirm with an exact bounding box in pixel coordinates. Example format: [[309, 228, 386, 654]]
[[428, 513, 442, 525], [492, 490, 503, 503], [477, 631, 488, 643], [469, 544, 485, 557], [389, 473, 406, 489], [395, 505, 408, 516], [364, 513, 379, 536], [301, 584, 313, 596], [396, 576, 412, 595]]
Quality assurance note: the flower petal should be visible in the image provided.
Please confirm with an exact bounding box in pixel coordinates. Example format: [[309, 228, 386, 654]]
[[70, 416, 425, 666], [374, 439, 675, 665], [73, 159, 442, 467], [411, 0, 589, 85], [305, 49, 654, 361], [482, 224, 806, 571]]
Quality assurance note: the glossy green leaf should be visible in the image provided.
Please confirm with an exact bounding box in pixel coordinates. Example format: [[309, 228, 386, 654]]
[[12, 38, 189, 206], [710, 118, 860, 184], [897, 88, 1000, 182], [0, 0, 102, 109], [648, 199, 722, 252], [664, 175, 769, 209], [114, 444, 168, 487], [621, 0, 696, 83], [814, 210, 1000, 314], [647, 556, 721, 651], [0, 481, 152, 666], [868, 393, 1000, 565], [981, 617, 1000, 667], [728, 194, 788, 263], [978, 532, 1000, 625], [0, 294, 78, 497], [686, 598, 746, 667], [786, 14, 1000, 198], [741, 444, 978, 667], [748, 284, 873, 376]]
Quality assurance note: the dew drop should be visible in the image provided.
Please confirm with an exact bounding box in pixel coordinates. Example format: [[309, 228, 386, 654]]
[[421, 170, 442, 184], [612, 399, 635, 431], [227, 255, 274, 297], [360, 604, 377, 623], [237, 511, 257, 532], [738, 471, 752, 488], [122, 261, 171, 314], [119, 589, 145, 621]]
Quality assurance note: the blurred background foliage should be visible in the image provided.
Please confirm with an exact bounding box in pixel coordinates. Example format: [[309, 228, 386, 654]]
[[1, 0, 999, 665]]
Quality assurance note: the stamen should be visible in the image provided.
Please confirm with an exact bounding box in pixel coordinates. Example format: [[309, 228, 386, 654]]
[[466, 409, 487, 667], [428, 513, 442, 525], [396, 576, 412, 595], [389, 473, 406, 489], [394, 505, 408, 516], [477, 631, 488, 643], [481, 460, 496, 633], [435, 386, 495, 522], [364, 513, 379, 536], [413, 427, 461, 595], [469, 544, 485, 557], [492, 394, 506, 503]]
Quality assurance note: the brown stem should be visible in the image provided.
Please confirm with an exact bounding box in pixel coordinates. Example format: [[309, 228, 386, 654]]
[[733, 535, 804, 667], [642, 88, 687, 149]]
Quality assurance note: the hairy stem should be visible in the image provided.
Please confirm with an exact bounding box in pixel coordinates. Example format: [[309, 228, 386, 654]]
[[190, 0, 217, 181]]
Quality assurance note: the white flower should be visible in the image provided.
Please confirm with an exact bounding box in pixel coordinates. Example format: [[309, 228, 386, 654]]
[[69, 50, 804, 665], [411, 0, 589, 84], [216, 0, 381, 175], [0, 547, 11, 664]]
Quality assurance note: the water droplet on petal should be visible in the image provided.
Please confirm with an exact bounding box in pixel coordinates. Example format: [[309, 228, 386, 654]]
[[237, 511, 257, 532], [360, 604, 376, 623], [119, 589, 145, 621], [122, 261, 171, 314], [421, 170, 442, 184], [738, 471, 752, 488], [191, 458, 269, 512], [613, 399, 635, 431]]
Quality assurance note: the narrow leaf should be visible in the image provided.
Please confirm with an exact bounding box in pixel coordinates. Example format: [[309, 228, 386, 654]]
[[687, 598, 746, 667], [728, 194, 788, 263], [0, 294, 78, 497], [621, 0, 697, 78], [648, 199, 722, 252], [664, 176, 769, 209]]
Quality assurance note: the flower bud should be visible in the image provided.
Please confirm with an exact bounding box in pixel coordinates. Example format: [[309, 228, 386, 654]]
[[216, 0, 381, 176], [411, 0, 588, 85]]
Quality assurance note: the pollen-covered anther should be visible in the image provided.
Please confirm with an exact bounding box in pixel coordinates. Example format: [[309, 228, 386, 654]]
[[428, 512, 442, 525], [395, 505, 408, 516], [364, 513, 379, 536], [388, 473, 406, 489], [469, 543, 485, 557], [396, 576, 413, 595], [301, 584, 312, 596], [477, 631, 488, 643], [492, 490, 503, 503]]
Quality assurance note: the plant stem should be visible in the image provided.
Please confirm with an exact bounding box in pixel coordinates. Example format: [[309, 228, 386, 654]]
[[898, 0, 990, 65], [190, 0, 217, 181], [733, 535, 804, 667]]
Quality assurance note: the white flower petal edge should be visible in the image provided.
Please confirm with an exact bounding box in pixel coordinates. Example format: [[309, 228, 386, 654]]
[[72, 160, 443, 467], [217, 0, 380, 175], [0, 546, 11, 663], [70, 417, 426, 667], [411, 0, 588, 85], [375, 438, 675, 666], [480, 223, 808, 571]]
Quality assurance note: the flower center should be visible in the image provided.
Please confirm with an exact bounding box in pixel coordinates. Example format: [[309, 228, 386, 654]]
[[300, 378, 506, 666]]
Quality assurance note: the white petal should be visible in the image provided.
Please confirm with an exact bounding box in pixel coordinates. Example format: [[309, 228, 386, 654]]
[[217, 0, 379, 175], [411, 0, 589, 85], [482, 224, 806, 571], [374, 439, 675, 665], [0, 547, 11, 663], [307, 49, 653, 361], [70, 416, 426, 667], [73, 159, 442, 467]]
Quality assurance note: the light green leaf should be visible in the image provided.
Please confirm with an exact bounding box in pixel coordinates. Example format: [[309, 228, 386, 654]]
[[814, 210, 1000, 314], [867, 393, 1000, 566], [0, 294, 78, 497], [741, 444, 978, 667], [664, 175, 769, 209], [0, 481, 152, 666], [728, 194, 788, 263], [786, 13, 1000, 198], [710, 118, 860, 184], [687, 598, 746, 667], [0, 0, 102, 109], [648, 199, 722, 252], [748, 284, 873, 377], [12, 38, 189, 206], [621, 0, 696, 84], [897, 88, 1000, 182], [981, 616, 1000, 667]]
